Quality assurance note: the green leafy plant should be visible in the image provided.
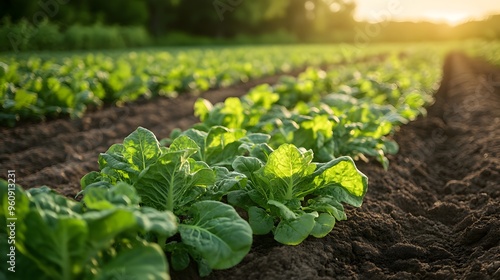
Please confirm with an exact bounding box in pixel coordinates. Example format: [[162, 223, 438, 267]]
[[0, 180, 175, 280], [190, 51, 442, 169], [1, 45, 367, 126], [80, 127, 253, 276], [228, 144, 368, 245]]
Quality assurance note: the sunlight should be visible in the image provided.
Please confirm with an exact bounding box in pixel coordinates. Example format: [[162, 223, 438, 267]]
[[354, 0, 500, 25], [424, 12, 471, 26]]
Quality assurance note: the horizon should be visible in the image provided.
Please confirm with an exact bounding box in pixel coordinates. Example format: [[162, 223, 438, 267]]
[[353, 0, 500, 26]]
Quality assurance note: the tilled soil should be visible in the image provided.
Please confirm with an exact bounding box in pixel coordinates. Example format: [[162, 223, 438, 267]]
[[1, 53, 499, 279]]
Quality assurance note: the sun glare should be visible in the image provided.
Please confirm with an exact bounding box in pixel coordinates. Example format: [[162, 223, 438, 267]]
[[354, 0, 500, 26], [424, 12, 471, 26]]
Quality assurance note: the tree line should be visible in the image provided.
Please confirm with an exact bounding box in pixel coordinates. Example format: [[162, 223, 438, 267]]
[[0, 0, 357, 41]]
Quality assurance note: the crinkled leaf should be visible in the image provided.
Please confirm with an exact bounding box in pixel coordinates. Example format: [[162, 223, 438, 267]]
[[20, 212, 88, 279], [134, 145, 215, 213], [122, 127, 162, 171], [313, 156, 368, 207], [203, 167, 247, 201], [260, 144, 316, 201]]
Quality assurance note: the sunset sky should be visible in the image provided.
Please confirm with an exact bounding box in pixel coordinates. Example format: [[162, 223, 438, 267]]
[[354, 0, 500, 25]]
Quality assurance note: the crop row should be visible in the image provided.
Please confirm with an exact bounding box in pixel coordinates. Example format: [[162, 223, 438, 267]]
[[469, 40, 500, 66], [1, 51, 442, 279], [186, 52, 441, 169], [0, 45, 394, 126]]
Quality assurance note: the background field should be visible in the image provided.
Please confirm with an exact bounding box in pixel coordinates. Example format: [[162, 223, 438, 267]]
[[1, 1, 499, 280]]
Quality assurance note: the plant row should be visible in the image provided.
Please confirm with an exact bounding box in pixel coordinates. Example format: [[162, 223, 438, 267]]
[[0, 45, 384, 126], [465, 40, 500, 66], [187, 52, 441, 169], [1, 51, 442, 279]]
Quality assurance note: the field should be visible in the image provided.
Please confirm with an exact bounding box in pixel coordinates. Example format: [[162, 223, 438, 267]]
[[1, 43, 499, 279]]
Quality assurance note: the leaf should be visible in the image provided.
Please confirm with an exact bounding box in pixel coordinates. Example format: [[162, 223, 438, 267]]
[[273, 213, 316, 245], [168, 135, 199, 157], [313, 156, 368, 207], [204, 126, 246, 166], [261, 144, 316, 201], [97, 243, 169, 280], [232, 156, 263, 179], [83, 182, 141, 210], [220, 97, 245, 128], [310, 213, 336, 238], [383, 140, 399, 155], [248, 206, 274, 235], [134, 145, 215, 213], [122, 127, 162, 171], [194, 98, 213, 122], [203, 167, 247, 201], [134, 207, 178, 239], [267, 200, 296, 220], [238, 133, 272, 160], [20, 212, 88, 279], [28, 186, 83, 216], [13, 89, 37, 110], [83, 209, 137, 251], [307, 196, 347, 221], [80, 171, 101, 189], [178, 201, 252, 270], [226, 190, 256, 211], [177, 129, 207, 160], [169, 246, 190, 271], [244, 84, 279, 109]]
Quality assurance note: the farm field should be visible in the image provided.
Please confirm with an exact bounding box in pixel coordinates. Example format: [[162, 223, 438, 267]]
[[0, 45, 392, 127], [205, 52, 500, 280], [1, 43, 499, 280]]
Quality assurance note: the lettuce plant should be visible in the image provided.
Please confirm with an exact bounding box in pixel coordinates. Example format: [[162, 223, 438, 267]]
[[228, 144, 368, 245], [0, 181, 174, 280], [80, 127, 253, 275]]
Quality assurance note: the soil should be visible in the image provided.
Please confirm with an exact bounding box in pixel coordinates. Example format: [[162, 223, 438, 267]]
[[1, 53, 499, 279]]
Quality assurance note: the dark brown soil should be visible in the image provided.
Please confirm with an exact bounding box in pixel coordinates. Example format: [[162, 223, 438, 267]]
[[1, 53, 499, 279]]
